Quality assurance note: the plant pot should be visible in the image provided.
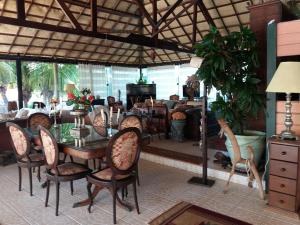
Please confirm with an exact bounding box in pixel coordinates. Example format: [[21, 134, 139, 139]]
[[171, 120, 186, 142], [225, 130, 266, 171]]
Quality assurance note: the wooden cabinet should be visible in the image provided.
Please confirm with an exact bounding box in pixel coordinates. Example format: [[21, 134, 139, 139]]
[[268, 138, 300, 213]]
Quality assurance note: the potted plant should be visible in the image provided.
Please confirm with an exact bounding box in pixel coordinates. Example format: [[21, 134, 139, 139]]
[[66, 88, 94, 112], [194, 26, 266, 169], [171, 111, 187, 142]]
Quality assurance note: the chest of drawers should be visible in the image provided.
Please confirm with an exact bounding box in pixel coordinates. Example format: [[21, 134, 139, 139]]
[[268, 138, 300, 213]]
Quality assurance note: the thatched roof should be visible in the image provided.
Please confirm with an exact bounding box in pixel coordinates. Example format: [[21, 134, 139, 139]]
[[0, 0, 271, 66]]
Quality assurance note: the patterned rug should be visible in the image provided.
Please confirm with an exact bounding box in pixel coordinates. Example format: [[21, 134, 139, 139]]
[[149, 202, 252, 225]]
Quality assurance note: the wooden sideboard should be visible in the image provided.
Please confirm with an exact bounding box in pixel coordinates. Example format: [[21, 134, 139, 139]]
[[268, 138, 300, 213]]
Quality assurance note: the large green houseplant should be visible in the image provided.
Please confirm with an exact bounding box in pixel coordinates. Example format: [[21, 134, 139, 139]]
[[195, 26, 266, 168]]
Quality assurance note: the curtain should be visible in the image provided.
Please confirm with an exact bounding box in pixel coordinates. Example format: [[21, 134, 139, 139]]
[[111, 66, 139, 104], [78, 64, 107, 99]]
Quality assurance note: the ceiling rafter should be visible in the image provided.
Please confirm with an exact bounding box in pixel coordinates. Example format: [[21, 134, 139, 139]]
[[196, 0, 215, 27], [55, 0, 82, 30], [133, 0, 156, 28], [156, 0, 184, 27]]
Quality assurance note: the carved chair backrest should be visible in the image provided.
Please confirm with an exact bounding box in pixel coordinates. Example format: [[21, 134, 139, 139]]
[[6, 122, 30, 160], [106, 127, 141, 176], [39, 126, 59, 170], [217, 119, 241, 163], [107, 96, 116, 105], [93, 111, 108, 137], [119, 115, 142, 133], [28, 113, 52, 131], [170, 94, 179, 101]]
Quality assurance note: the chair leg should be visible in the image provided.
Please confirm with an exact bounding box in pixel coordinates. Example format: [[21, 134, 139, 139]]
[[37, 166, 41, 182], [136, 166, 140, 186], [62, 154, 67, 162], [113, 186, 117, 224], [248, 170, 254, 188], [133, 180, 140, 214], [18, 166, 22, 191], [28, 167, 33, 196], [249, 162, 265, 200], [45, 180, 50, 207], [87, 182, 93, 213], [223, 162, 236, 194], [55, 181, 60, 216], [93, 159, 96, 170], [70, 156, 74, 162], [70, 181, 74, 196]]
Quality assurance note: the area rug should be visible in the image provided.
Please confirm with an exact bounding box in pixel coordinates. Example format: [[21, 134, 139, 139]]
[[149, 202, 252, 225]]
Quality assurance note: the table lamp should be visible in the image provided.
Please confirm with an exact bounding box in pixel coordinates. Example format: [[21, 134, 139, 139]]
[[64, 84, 76, 93], [266, 62, 300, 140]]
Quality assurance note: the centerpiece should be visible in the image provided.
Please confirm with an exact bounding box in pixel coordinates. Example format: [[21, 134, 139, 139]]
[[50, 98, 59, 127], [66, 88, 94, 140]]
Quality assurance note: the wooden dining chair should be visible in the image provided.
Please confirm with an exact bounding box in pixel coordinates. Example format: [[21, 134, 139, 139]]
[[28, 113, 52, 131], [118, 115, 142, 185], [6, 122, 45, 196], [86, 127, 142, 224], [92, 111, 108, 137], [217, 119, 264, 199], [38, 126, 91, 216]]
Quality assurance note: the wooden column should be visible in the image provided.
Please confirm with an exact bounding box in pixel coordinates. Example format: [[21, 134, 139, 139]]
[[16, 58, 23, 109]]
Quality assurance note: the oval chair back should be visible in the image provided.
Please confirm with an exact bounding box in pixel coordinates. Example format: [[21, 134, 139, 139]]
[[93, 111, 108, 137], [6, 122, 31, 160], [106, 127, 141, 177], [28, 113, 52, 131], [119, 115, 142, 133], [38, 126, 59, 171]]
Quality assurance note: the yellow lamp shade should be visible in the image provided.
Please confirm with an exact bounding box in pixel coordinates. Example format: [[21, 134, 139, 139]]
[[64, 84, 76, 93], [266, 62, 300, 93]]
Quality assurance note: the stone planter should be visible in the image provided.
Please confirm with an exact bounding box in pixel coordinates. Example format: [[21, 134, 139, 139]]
[[171, 120, 186, 142]]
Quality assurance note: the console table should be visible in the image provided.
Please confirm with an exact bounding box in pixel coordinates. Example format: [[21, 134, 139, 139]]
[[268, 138, 300, 213]]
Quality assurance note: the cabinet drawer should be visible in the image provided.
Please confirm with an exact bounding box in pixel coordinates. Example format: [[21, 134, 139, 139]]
[[270, 144, 298, 163], [269, 191, 296, 211], [269, 160, 298, 179], [269, 175, 297, 196]]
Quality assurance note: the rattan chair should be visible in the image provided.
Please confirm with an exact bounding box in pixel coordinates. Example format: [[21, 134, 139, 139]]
[[86, 127, 142, 224], [6, 122, 45, 196]]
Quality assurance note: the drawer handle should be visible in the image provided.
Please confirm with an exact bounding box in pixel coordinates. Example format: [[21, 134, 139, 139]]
[[279, 199, 285, 204], [280, 168, 286, 172], [280, 184, 285, 188], [281, 151, 287, 155]]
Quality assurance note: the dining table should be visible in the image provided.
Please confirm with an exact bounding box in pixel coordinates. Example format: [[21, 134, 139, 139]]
[[27, 123, 151, 210]]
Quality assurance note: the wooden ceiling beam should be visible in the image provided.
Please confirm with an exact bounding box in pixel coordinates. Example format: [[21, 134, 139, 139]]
[[151, 0, 194, 37], [55, 0, 82, 30], [156, 0, 184, 27], [133, 0, 156, 29], [196, 0, 216, 27], [91, 0, 97, 32], [192, 2, 197, 44], [16, 0, 26, 20], [0, 16, 192, 53]]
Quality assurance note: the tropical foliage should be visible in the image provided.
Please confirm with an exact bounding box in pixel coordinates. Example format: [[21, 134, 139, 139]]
[[0, 61, 78, 107], [195, 26, 265, 134]]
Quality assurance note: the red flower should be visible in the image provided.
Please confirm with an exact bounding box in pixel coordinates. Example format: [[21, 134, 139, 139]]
[[80, 96, 86, 102], [67, 93, 75, 100], [88, 95, 94, 102]]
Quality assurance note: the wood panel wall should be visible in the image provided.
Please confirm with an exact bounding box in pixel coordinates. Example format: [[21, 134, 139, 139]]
[[276, 101, 300, 136], [277, 20, 300, 57]]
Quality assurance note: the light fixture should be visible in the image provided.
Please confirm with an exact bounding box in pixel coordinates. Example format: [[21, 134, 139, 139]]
[[190, 56, 203, 68], [266, 62, 300, 140], [64, 84, 76, 93]]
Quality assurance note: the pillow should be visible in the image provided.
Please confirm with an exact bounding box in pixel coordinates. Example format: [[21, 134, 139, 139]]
[[163, 100, 176, 110]]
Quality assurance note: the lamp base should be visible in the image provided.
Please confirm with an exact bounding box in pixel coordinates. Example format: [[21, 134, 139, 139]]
[[280, 130, 299, 140]]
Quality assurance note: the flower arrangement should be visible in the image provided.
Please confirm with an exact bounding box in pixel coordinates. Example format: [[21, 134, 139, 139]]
[[186, 74, 200, 90], [66, 88, 94, 112]]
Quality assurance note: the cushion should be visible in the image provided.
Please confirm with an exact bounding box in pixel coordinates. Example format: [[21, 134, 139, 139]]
[[22, 153, 44, 162], [163, 100, 176, 110], [92, 168, 129, 180], [15, 108, 29, 119], [52, 163, 89, 176], [9, 126, 27, 155]]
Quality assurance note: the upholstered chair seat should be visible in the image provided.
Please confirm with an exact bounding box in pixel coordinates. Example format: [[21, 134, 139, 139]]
[[92, 168, 130, 181], [21, 153, 45, 162], [52, 163, 90, 176]]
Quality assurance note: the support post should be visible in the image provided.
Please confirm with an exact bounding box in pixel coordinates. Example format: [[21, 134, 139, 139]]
[[265, 20, 277, 192], [53, 63, 59, 99], [16, 57, 23, 109], [188, 84, 215, 187]]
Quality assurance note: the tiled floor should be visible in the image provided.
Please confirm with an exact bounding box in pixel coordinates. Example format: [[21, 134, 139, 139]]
[[0, 160, 299, 225]]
